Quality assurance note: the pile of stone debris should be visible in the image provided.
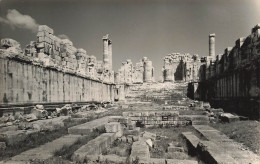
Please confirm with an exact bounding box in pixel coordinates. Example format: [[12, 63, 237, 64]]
[[189, 101, 242, 123], [0, 103, 109, 130]]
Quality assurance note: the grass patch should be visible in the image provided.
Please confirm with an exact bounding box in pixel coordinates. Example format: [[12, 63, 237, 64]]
[[210, 120, 260, 155]]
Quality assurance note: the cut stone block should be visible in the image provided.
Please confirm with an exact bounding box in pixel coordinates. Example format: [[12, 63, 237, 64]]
[[10, 135, 82, 162], [166, 159, 198, 164], [98, 154, 127, 164], [146, 138, 153, 148], [141, 131, 156, 140], [219, 113, 240, 123], [130, 140, 150, 162], [105, 122, 121, 133], [0, 130, 27, 146], [167, 146, 184, 152], [145, 158, 165, 164], [68, 116, 110, 135], [73, 133, 117, 162], [197, 141, 237, 164], [181, 132, 200, 155]]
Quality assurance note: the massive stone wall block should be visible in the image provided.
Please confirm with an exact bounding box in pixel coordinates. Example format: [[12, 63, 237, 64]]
[[0, 57, 115, 104]]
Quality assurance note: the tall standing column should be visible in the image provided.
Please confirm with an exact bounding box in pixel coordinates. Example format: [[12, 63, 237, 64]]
[[108, 40, 112, 70], [103, 34, 109, 70], [209, 33, 215, 58]]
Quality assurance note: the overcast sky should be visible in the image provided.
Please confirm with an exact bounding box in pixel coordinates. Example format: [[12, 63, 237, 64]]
[[1, 0, 260, 79]]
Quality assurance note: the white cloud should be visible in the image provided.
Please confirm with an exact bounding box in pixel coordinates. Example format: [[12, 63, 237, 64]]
[[0, 9, 39, 33]]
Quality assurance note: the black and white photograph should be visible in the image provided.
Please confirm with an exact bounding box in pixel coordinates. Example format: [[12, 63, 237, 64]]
[[0, 0, 259, 163]]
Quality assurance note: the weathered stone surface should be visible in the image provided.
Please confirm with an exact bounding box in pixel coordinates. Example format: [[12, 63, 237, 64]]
[[98, 154, 126, 164], [166, 159, 198, 164], [130, 140, 150, 162], [68, 116, 110, 135], [181, 132, 200, 154], [197, 140, 237, 164], [105, 122, 122, 135], [141, 131, 156, 141], [194, 125, 260, 163], [162, 53, 201, 82], [72, 133, 117, 162], [219, 113, 240, 123], [31, 105, 48, 119], [167, 146, 184, 152], [9, 135, 82, 162]]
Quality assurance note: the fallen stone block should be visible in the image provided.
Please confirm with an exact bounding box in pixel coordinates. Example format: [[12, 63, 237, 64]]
[[130, 140, 150, 162], [197, 141, 236, 164], [146, 138, 153, 148], [181, 132, 200, 155], [68, 116, 110, 135], [31, 106, 48, 119], [219, 113, 240, 123], [72, 133, 117, 162], [167, 146, 184, 153], [98, 154, 127, 164], [105, 122, 121, 133], [141, 131, 156, 140], [0, 130, 27, 146], [145, 158, 165, 164], [10, 134, 82, 162]]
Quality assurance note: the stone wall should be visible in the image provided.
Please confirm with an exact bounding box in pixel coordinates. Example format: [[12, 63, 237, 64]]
[[162, 53, 201, 82], [115, 57, 154, 84], [188, 24, 260, 119], [0, 25, 117, 105], [0, 58, 115, 105]]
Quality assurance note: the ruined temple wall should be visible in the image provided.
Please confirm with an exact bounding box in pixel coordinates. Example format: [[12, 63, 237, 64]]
[[0, 58, 115, 104], [188, 24, 260, 118]]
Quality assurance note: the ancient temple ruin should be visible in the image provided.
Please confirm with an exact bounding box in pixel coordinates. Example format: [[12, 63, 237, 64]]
[[188, 24, 260, 118], [162, 53, 201, 82], [0, 25, 116, 105], [115, 57, 155, 84]]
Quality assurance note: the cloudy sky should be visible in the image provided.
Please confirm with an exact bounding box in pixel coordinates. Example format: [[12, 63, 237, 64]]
[[1, 0, 260, 79]]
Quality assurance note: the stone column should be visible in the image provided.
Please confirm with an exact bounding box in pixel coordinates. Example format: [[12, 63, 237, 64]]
[[144, 60, 153, 83], [209, 33, 215, 58], [103, 34, 109, 70], [108, 40, 112, 70]]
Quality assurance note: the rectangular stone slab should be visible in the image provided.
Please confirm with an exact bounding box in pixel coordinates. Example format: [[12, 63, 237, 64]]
[[9, 135, 82, 162], [166, 159, 198, 164], [73, 133, 117, 162], [197, 140, 237, 164], [68, 116, 110, 135], [130, 140, 150, 162]]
